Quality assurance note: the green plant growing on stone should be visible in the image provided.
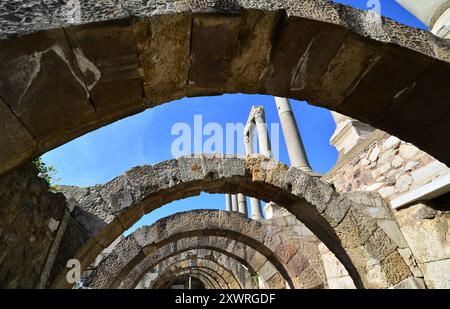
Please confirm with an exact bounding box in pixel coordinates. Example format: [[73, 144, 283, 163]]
[[249, 270, 259, 286], [33, 158, 60, 191]]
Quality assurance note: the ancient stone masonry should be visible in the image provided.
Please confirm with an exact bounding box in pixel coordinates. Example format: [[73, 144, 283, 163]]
[[39, 154, 418, 289], [0, 154, 429, 289], [81, 210, 326, 289], [1, 0, 450, 178], [134, 249, 256, 289], [117, 235, 286, 289], [1, 0, 449, 290], [0, 163, 69, 288], [262, 207, 356, 289], [325, 131, 449, 204], [324, 130, 450, 288]]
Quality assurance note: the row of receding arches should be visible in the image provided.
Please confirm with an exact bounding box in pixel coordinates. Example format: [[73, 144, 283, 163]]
[[81, 210, 326, 289], [46, 155, 419, 289]]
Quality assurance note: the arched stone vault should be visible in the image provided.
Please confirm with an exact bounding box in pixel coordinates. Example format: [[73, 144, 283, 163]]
[[85, 222, 310, 289], [48, 155, 417, 289], [162, 268, 224, 289], [149, 259, 242, 289], [155, 270, 220, 289], [1, 1, 450, 177], [140, 265, 225, 289], [148, 256, 243, 289], [132, 250, 252, 289], [159, 271, 217, 289], [80, 209, 324, 289], [118, 235, 289, 289], [155, 266, 229, 289], [170, 271, 221, 289]]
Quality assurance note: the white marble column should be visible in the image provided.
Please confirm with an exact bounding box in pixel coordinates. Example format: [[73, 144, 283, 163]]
[[395, 0, 450, 38], [243, 106, 270, 220], [253, 107, 272, 158], [250, 198, 263, 220], [231, 194, 239, 212], [244, 133, 264, 220], [225, 194, 232, 212], [237, 194, 248, 216], [274, 97, 312, 171]]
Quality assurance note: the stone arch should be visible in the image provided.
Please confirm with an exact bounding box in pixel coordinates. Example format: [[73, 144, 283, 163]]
[[1, 1, 450, 177], [156, 271, 217, 289], [154, 267, 227, 289], [133, 251, 248, 289], [118, 235, 287, 289], [141, 266, 222, 289], [151, 258, 241, 289], [160, 272, 216, 289], [150, 264, 236, 290], [81, 209, 324, 289], [50, 155, 415, 289]]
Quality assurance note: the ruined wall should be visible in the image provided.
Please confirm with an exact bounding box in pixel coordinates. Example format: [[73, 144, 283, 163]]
[[324, 131, 450, 289], [264, 206, 356, 289], [267, 196, 427, 290], [325, 131, 448, 201], [0, 163, 69, 288]]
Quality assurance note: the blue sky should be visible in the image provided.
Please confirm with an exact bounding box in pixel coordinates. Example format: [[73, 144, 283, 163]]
[[42, 0, 426, 234]]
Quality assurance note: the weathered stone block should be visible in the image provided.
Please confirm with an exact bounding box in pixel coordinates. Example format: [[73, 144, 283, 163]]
[[395, 174, 413, 192], [65, 18, 144, 115], [398, 247, 423, 278], [188, 13, 241, 96], [262, 13, 320, 96], [383, 136, 401, 150], [303, 175, 335, 212], [380, 251, 412, 286], [201, 153, 224, 180], [177, 155, 204, 183], [364, 228, 397, 261], [0, 28, 96, 146], [297, 265, 324, 289], [125, 165, 160, 200], [322, 194, 351, 227], [137, 14, 191, 105], [289, 22, 348, 103], [390, 276, 425, 289], [335, 206, 378, 248], [225, 9, 282, 93], [265, 273, 286, 289], [284, 167, 309, 197], [152, 159, 182, 189], [0, 99, 36, 175], [257, 260, 277, 281], [419, 259, 450, 289], [222, 155, 246, 178], [376, 219, 408, 249], [339, 45, 433, 122]]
